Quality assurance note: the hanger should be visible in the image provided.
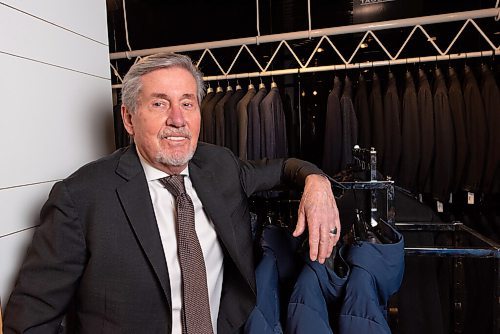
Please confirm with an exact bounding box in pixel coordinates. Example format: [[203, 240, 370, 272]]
[[270, 74, 277, 88], [248, 76, 255, 90], [258, 75, 266, 89], [207, 82, 214, 94], [216, 81, 223, 93], [235, 79, 242, 91], [226, 80, 233, 92]]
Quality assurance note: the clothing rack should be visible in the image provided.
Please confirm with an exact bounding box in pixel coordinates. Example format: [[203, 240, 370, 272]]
[[340, 146, 396, 226], [110, 7, 500, 88]]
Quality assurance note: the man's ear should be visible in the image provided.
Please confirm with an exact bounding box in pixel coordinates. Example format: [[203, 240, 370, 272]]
[[121, 105, 135, 136]]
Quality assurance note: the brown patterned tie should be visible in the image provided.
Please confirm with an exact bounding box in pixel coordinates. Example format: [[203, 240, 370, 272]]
[[160, 175, 214, 334]]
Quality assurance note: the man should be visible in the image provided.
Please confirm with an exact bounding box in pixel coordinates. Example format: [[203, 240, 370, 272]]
[[4, 53, 340, 333]]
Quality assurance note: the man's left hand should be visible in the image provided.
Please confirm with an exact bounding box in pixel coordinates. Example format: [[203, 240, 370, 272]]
[[293, 174, 340, 264]]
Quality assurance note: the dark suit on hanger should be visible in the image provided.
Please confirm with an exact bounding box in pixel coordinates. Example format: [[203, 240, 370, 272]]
[[259, 86, 288, 159], [237, 87, 257, 160], [432, 68, 455, 202], [370, 72, 385, 172], [340, 76, 358, 170], [462, 65, 487, 193], [383, 71, 402, 179], [4, 143, 323, 334], [354, 73, 371, 150], [480, 64, 500, 194], [203, 89, 225, 144], [225, 88, 246, 155], [200, 90, 215, 141], [448, 67, 468, 192], [215, 89, 234, 147], [322, 76, 343, 176], [399, 71, 420, 192], [247, 87, 267, 160], [417, 69, 434, 193]]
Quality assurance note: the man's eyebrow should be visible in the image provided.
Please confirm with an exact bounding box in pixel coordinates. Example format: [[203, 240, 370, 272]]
[[150, 93, 169, 99], [181, 93, 196, 99]]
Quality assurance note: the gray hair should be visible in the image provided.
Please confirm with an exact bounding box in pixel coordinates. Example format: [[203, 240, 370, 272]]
[[121, 53, 206, 114]]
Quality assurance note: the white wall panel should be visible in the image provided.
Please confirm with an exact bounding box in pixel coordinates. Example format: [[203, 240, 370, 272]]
[[0, 53, 114, 189], [0, 0, 108, 45], [0, 182, 56, 237], [0, 228, 35, 310], [0, 4, 110, 78]]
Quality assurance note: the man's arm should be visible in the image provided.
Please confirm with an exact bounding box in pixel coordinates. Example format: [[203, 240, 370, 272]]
[[239, 156, 340, 264], [3, 181, 86, 333]]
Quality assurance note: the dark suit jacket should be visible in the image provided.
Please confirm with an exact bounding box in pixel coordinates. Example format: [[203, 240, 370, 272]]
[[354, 74, 371, 150], [417, 69, 434, 193], [462, 65, 487, 193], [383, 71, 401, 179], [370, 72, 385, 172], [399, 71, 420, 193], [448, 67, 468, 192], [203, 90, 225, 144], [247, 87, 267, 160], [432, 68, 454, 202], [4, 143, 322, 334], [322, 76, 343, 176]]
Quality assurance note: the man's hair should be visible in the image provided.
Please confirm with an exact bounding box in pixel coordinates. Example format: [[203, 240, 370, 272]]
[[121, 53, 206, 114]]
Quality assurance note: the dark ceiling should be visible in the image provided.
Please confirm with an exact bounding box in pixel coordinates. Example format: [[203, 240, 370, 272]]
[[106, 0, 498, 81]]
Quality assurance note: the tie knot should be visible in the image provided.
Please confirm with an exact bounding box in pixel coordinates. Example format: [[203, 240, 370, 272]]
[[159, 175, 186, 197]]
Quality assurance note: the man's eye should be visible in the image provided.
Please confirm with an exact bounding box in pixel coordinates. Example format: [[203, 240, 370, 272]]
[[152, 101, 166, 108]]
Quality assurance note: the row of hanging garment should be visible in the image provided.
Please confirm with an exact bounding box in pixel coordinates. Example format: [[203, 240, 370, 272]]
[[322, 63, 500, 203], [200, 79, 288, 160]]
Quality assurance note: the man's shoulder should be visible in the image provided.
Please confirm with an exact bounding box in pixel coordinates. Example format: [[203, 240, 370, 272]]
[[64, 146, 132, 185]]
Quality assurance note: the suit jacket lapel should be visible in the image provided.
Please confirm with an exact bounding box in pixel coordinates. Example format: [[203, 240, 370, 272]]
[[189, 157, 254, 290], [115, 146, 171, 307]]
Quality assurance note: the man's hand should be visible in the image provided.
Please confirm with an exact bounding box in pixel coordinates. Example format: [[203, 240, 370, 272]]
[[293, 174, 340, 264]]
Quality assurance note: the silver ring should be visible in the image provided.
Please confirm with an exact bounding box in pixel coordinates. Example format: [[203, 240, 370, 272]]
[[329, 227, 338, 235]]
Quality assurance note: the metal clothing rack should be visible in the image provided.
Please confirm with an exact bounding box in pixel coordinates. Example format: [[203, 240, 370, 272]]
[[110, 7, 500, 88], [339, 146, 396, 226]]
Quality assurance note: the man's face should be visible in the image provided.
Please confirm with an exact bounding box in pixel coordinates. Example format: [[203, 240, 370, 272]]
[[122, 67, 201, 174]]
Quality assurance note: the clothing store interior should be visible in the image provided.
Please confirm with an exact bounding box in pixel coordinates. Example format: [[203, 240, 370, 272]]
[[107, 1, 499, 333]]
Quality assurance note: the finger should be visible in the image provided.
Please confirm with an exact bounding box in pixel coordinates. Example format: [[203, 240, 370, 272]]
[[317, 224, 332, 263], [293, 206, 306, 237], [308, 222, 320, 262]]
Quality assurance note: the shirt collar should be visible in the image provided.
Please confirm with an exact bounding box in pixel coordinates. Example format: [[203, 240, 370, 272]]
[[136, 148, 189, 181]]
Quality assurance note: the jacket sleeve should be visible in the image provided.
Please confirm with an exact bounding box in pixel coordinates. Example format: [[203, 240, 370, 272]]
[[3, 181, 87, 334], [237, 155, 324, 197]]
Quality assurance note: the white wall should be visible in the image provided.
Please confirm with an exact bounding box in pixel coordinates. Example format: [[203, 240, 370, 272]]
[[0, 0, 112, 308]]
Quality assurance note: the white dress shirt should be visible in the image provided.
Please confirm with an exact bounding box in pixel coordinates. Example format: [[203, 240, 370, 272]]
[[138, 152, 224, 334]]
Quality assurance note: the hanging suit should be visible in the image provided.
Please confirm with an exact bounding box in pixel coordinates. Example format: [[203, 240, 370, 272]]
[[248, 87, 268, 160], [237, 86, 257, 160], [447, 67, 468, 192], [382, 71, 401, 179], [399, 71, 420, 193], [432, 67, 455, 202], [199, 90, 215, 141], [322, 76, 343, 176], [354, 73, 371, 150], [417, 69, 434, 193], [338, 223, 404, 334], [462, 65, 488, 193], [260, 87, 288, 159], [370, 72, 385, 172], [480, 64, 500, 194], [225, 87, 247, 155], [340, 76, 358, 170], [203, 88, 225, 144], [214, 88, 234, 147]]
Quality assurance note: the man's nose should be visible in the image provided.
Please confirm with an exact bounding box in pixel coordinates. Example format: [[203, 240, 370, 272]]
[[166, 103, 186, 127]]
